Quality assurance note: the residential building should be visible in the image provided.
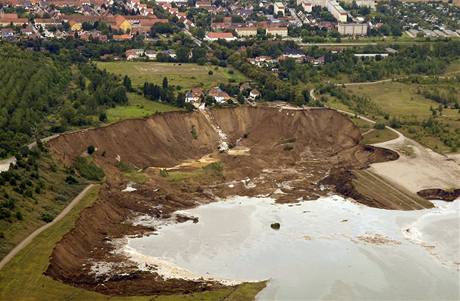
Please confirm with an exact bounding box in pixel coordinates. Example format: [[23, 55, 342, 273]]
[[126, 49, 144, 60], [249, 89, 261, 100], [208, 87, 231, 104], [185, 87, 204, 107], [235, 27, 258, 37], [337, 23, 368, 35], [327, 0, 347, 23], [274, 2, 285, 16], [266, 27, 288, 37], [204, 32, 236, 41]]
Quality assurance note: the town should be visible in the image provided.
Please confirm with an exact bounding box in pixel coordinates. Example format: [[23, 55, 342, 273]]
[[1, 0, 459, 42]]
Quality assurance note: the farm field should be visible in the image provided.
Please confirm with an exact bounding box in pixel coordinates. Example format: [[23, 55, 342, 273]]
[[97, 62, 247, 91], [106, 93, 180, 123], [0, 184, 265, 301]]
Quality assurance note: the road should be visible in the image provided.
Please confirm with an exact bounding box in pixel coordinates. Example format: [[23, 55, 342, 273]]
[[0, 184, 95, 270]]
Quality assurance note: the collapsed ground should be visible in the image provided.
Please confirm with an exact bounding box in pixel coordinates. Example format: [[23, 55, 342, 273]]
[[44, 106, 432, 296]]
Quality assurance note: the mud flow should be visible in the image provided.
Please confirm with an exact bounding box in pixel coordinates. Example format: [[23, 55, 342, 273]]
[[45, 106, 428, 296]]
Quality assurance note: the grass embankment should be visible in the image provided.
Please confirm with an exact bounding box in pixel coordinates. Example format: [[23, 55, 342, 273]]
[[97, 61, 247, 91], [106, 93, 180, 123], [348, 116, 399, 144], [0, 184, 266, 300]]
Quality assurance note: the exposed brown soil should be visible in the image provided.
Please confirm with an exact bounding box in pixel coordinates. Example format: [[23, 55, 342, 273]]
[[417, 188, 460, 202], [45, 106, 406, 296]]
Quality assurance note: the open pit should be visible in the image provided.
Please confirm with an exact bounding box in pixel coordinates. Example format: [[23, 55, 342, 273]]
[[43, 106, 441, 297]]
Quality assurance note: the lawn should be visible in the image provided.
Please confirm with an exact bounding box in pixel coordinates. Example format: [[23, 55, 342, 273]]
[[0, 185, 265, 301], [106, 93, 180, 123], [97, 61, 247, 91]]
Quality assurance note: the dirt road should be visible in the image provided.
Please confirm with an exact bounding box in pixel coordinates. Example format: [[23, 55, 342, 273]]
[[0, 184, 95, 270]]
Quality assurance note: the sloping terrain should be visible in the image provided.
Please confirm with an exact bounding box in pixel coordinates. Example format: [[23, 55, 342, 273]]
[[44, 106, 424, 296]]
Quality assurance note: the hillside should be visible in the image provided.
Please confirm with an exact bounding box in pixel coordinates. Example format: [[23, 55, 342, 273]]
[[0, 44, 128, 158]]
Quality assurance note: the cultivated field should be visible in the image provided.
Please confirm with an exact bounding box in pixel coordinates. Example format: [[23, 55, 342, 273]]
[[0, 184, 265, 301], [97, 62, 247, 90]]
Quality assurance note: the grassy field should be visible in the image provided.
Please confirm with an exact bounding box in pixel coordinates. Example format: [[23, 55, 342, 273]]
[[0, 185, 265, 301], [97, 62, 247, 91], [106, 93, 180, 123], [344, 81, 460, 153]]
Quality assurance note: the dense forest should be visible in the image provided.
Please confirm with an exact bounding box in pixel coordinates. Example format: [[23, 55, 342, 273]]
[[0, 43, 128, 158]]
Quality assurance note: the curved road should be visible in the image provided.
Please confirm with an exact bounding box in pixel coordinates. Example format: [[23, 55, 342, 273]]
[[0, 184, 95, 270]]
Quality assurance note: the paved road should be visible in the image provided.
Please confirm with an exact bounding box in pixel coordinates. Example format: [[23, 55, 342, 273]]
[[0, 184, 95, 270]]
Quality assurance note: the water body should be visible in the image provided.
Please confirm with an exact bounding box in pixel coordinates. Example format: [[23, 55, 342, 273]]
[[123, 196, 460, 301]]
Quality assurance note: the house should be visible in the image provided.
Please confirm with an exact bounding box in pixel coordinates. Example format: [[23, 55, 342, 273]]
[[249, 89, 261, 100], [266, 27, 288, 37], [112, 33, 132, 41], [279, 48, 306, 62], [185, 87, 204, 107], [145, 50, 157, 60], [274, 2, 285, 16], [208, 87, 231, 104], [248, 56, 277, 67], [0, 13, 28, 27], [0, 28, 15, 39], [69, 20, 82, 31], [114, 15, 132, 32], [204, 32, 236, 42], [20, 25, 35, 37], [235, 26, 258, 37], [305, 55, 325, 65], [195, 0, 212, 9], [125, 49, 144, 60]]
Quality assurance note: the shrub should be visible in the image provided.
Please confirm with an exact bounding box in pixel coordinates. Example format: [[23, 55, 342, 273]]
[[15, 211, 23, 220], [159, 169, 169, 177], [74, 157, 105, 181], [41, 211, 55, 223], [208, 70, 213, 75], [374, 122, 386, 130], [87, 145, 96, 155], [191, 126, 198, 139], [65, 175, 79, 184]]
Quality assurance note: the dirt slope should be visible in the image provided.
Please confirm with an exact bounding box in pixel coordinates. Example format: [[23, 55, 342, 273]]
[[45, 106, 411, 296]]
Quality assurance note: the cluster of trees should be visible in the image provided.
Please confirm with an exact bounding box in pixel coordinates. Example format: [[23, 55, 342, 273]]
[[143, 77, 185, 107], [419, 88, 459, 108], [0, 44, 127, 157]]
